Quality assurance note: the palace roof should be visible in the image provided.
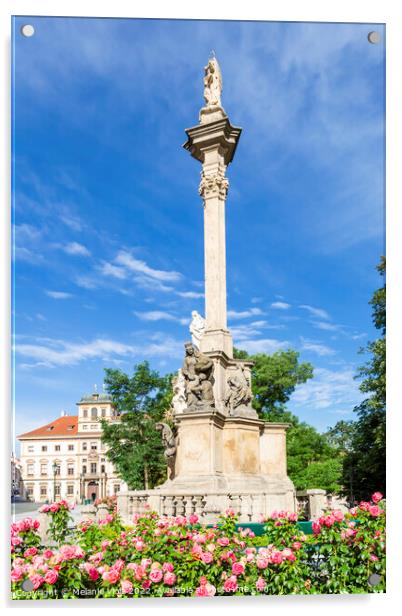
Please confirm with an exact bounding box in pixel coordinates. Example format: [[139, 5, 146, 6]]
[[17, 415, 79, 439]]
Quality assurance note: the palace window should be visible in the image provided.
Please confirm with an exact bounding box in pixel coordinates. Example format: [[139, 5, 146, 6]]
[[27, 445, 34, 453], [82, 442, 87, 451], [40, 486, 47, 498], [54, 484, 61, 496], [90, 424, 97, 430], [41, 446, 47, 452], [82, 465, 87, 474], [113, 484, 120, 494], [90, 463, 97, 474], [83, 425, 88, 430], [27, 464, 34, 476], [67, 485, 74, 496], [68, 444, 74, 451], [101, 408, 106, 417], [90, 442, 97, 451], [101, 465, 105, 474], [67, 464, 74, 476], [26, 485, 34, 497], [55, 445, 61, 451], [83, 409, 88, 418], [40, 463, 47, 476], [91, 407, 98, 419], [54, 465, 61, 476]]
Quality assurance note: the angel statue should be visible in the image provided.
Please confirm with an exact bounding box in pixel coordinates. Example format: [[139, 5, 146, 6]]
[[189, 310, 205, 349]]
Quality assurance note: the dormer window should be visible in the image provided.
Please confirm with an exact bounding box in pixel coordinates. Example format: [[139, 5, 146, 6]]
[[46, 426, 54, 431]]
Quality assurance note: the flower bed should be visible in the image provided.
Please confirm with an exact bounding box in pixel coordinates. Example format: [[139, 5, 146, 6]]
[[11, 493, 385, 599]]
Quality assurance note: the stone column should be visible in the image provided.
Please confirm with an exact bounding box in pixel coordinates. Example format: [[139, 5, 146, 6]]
[[183, 118, 241, 358]]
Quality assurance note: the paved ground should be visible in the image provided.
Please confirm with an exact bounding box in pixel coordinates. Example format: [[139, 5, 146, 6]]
[[10, 500, 86, 524]]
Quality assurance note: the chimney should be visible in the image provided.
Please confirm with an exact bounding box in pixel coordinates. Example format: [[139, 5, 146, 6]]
[[60, 410, 66, 417]]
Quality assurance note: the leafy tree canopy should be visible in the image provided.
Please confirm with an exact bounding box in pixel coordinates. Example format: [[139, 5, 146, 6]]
[[101, 362, 173, 490]]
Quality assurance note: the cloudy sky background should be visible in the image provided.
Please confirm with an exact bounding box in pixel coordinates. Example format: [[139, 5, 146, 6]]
[[12, 17, 385, 446]]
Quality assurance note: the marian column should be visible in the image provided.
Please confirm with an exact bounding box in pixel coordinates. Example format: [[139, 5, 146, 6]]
[[183, 57, 241, 359]]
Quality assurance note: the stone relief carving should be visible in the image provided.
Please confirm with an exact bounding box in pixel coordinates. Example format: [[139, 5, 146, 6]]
[[189, 310, 205, 349], [182, 342, 215, 410], [224, 365, 253, 416], [171, 369, 186, 415], [155, 422, 176, 480]]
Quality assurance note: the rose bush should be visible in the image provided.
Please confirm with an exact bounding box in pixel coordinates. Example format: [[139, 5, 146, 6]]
[[11, 493, 385, 599], [39, 500, 74, 545]]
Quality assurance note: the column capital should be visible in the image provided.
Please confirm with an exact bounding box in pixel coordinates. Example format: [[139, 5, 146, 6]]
[[183, 117, 242, 165], [199, 169, 229, 200]]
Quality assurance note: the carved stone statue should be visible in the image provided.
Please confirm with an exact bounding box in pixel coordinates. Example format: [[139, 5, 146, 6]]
[[189, 310, 205, 349], [171, 369, 186, 415], [155, 422, 176, 480], [203, 57, 223, 107], [224, 365, 253, 416], [182, 342, 215, 410]]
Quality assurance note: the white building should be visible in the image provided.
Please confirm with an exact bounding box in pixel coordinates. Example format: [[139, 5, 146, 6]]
[[17, 390, 127, 503]]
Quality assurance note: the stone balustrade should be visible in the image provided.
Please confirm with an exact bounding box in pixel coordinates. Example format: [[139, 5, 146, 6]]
[[118, 489, 296, 524]]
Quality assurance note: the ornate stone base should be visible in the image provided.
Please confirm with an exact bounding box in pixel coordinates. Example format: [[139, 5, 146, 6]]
[[117, 410, 296, 523]]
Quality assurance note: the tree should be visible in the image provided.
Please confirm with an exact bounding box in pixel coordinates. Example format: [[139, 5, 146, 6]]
[[342, 257, 386, 501], [233, 348, 313, 418], [100, 362, 173, 490]]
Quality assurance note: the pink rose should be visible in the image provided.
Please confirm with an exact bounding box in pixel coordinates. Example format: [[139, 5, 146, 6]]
[[256, 577, 266, 592], [24, 547, 38, 558], [217, 537, 230, 547], [33, 519, 40, 529], [195, 582, 216, 597], [142, 580, 151, 590], [223, 575, 238, 593], [372, 492, 383, 504], [162, 562, 174, 573], [333, 510, 344, 522], [359, 501, 371, 511], [44, 570, 58, 585], [288, 512, 298, 522], [292, 541, 301, 550], [189, 514, 199, 525], [312, 521, 321, 535], [85, 565, 99, 581], [149, 568, 163, 583], [134, 539, 145, 551], [29, 574, 44, 590], [370, 554, 379, 562], [232, 562, 245, 576], [43, 549, 54, 559], [163, 572, 176, 586], [270, 550, 284, 564], [50, 503, 59, 512], [369, 505, 382, 517], [102, 568, 120, 584], [282, 548, 296, 562], [11, 567, 24, 582], [121, 579, 133, 594], [256, 556, 269, 569], [201, 551, 213, 564]]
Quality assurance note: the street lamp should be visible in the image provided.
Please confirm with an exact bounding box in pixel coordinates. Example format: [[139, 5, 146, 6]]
[[52, 462, 58, 502]]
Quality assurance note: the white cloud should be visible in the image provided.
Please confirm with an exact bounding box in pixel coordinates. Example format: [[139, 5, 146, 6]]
[[312, 321, 342, 332], [300, 337, 335, 356], [291, 367, 362, 411], [235, 338, 289, 354], [227, 307, 264, 320], [116, 251, 181, 282], [14, 334, 183, 368], [232, 320, 284, 342], [99, 262, 127, 280], [176, 291, 204, 299], [300, 304, 331, 320], [62, 242, 90, 257], [134, 310, 176, 322], [271, 301, 291, 310], [60, 214, 83, 232], [45, 291, 73, 300]]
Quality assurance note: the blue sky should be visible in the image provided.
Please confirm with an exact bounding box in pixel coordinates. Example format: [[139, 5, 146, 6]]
[[12, 17, 385, 446]]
